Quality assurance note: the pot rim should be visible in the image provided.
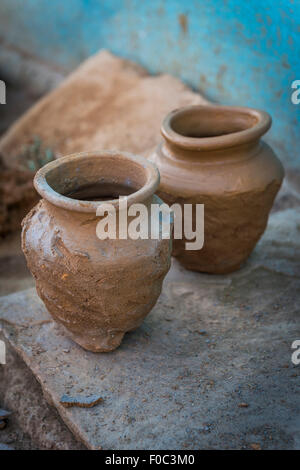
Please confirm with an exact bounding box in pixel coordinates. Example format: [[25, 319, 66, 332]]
[[161, 105, 272, 151], [34, 150, 160, 213]]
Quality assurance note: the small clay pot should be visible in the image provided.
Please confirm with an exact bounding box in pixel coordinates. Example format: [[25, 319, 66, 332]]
[[150, 105, 284, 274], [22, 151, 171, 352]]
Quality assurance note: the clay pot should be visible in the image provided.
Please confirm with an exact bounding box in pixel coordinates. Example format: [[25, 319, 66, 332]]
[[150, 105, 284, 274], [22, 151, 171, 352]]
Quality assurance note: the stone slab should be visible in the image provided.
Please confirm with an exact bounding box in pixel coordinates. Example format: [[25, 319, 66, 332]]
[[0, 208, 300, 450], [0, 343, 85, 449], [0, 50, 208, 164]]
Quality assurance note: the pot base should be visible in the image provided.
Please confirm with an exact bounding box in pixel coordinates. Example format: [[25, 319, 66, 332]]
[[61, 326, 126, 353]]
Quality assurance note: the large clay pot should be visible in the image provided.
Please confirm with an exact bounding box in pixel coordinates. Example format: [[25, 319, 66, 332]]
[[150, 105, 284, 274], [22, 151, 171, 352]]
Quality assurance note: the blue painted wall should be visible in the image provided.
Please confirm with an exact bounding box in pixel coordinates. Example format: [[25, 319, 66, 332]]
[[0, 0, 299, 168]]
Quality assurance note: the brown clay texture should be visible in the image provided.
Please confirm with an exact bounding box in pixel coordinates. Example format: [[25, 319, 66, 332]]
[[150, 105, 284, 274], [22, 151, 171, 352]]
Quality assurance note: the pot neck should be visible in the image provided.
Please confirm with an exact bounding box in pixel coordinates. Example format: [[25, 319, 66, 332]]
[[161, 139, 262, 164]]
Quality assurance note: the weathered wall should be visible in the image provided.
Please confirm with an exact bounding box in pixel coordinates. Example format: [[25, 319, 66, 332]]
[[0, 0, 299, 168]]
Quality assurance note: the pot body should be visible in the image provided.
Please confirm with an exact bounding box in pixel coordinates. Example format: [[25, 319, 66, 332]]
[[150, 106, 284, 274], [22, 151, 171, 352]]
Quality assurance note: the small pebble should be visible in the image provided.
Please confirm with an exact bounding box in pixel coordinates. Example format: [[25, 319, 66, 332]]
[[60, 393, 103, 408], [250, 443, 261, 450], [0, 409, 11, 420]]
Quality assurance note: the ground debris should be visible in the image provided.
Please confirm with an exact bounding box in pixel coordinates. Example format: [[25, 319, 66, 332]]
[[0, 409, 12, 420], [0, 408, 12, 430], [0, 442, 14, 450], [60, 394, 103, 409]]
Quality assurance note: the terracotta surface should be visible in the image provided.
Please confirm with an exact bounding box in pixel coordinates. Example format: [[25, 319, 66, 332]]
[[21, 151, 171, 352], [150, 105, 284, 274]]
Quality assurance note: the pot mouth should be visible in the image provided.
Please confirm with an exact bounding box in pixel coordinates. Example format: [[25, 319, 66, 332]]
[[34, 150, 160, 213], [161, 105, 271, 151]]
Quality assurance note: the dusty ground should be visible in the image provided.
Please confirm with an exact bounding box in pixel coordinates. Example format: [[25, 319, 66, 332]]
[[0, 344, 85, 450]]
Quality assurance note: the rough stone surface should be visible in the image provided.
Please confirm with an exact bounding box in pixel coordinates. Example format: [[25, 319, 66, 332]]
[[0, 208, 299, 450], [0, 343, 85, 450]]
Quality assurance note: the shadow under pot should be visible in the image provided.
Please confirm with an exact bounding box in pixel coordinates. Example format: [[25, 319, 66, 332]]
[[150, 105, 284, 274], [22, 151, 172, 352]]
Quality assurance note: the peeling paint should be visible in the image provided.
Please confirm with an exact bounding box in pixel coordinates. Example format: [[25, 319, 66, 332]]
[[178, 13, 188, 35]]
